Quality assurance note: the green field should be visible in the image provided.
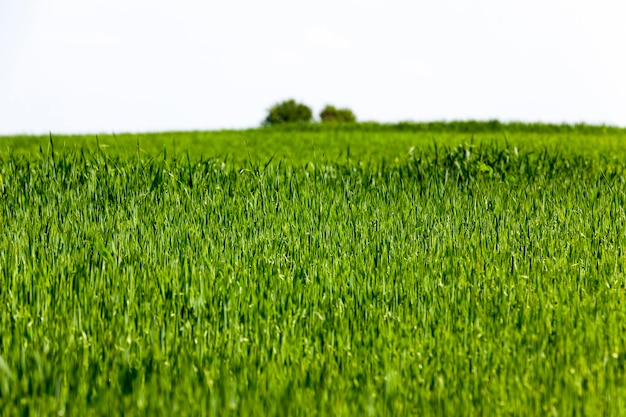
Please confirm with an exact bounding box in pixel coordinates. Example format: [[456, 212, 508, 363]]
[[2, 123, 626, 415]]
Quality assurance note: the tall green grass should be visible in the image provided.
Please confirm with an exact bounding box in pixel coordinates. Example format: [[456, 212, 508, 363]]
[[2, 121, 626, 166], [1, 136, 626, 415]]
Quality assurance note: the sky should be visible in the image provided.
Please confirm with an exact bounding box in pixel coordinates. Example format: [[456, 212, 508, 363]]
[[1, 0, 625, 135]]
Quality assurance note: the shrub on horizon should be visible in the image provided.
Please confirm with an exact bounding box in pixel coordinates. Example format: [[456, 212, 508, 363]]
[[263, 99, 313, 126], [320, 105, 357, 123]]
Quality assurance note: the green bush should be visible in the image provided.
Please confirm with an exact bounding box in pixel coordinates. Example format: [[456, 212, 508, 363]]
[[320, 105, 356, 123], [263, 99, 313, 126]]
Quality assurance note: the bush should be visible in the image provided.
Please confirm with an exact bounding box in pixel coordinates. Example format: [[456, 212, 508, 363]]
[[263, 100, 313, 126], [320, 105, 356, 123]]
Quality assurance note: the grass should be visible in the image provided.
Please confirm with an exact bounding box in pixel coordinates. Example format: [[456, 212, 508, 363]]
[[1, 125, 626, 415], [2, 121, 626, 165]]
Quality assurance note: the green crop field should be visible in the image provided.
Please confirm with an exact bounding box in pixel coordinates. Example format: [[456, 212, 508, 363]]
[[1, 122, 626, 416]]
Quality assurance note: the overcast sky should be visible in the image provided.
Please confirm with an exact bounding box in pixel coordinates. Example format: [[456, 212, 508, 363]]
[[1, 0, 625, 135]]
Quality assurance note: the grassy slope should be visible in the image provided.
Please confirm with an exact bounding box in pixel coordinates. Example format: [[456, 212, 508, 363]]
[[1, 123, 626, 415]]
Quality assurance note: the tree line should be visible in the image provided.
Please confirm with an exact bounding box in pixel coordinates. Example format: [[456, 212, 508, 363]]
[[263, 99, 356, 126]]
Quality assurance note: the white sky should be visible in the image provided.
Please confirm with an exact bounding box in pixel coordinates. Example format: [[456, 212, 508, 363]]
[[1, 0, 625, 135]]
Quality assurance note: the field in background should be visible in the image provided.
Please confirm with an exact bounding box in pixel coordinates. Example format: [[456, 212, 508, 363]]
[[1, 123, 626, 415], [3, 121, 626, 165]]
